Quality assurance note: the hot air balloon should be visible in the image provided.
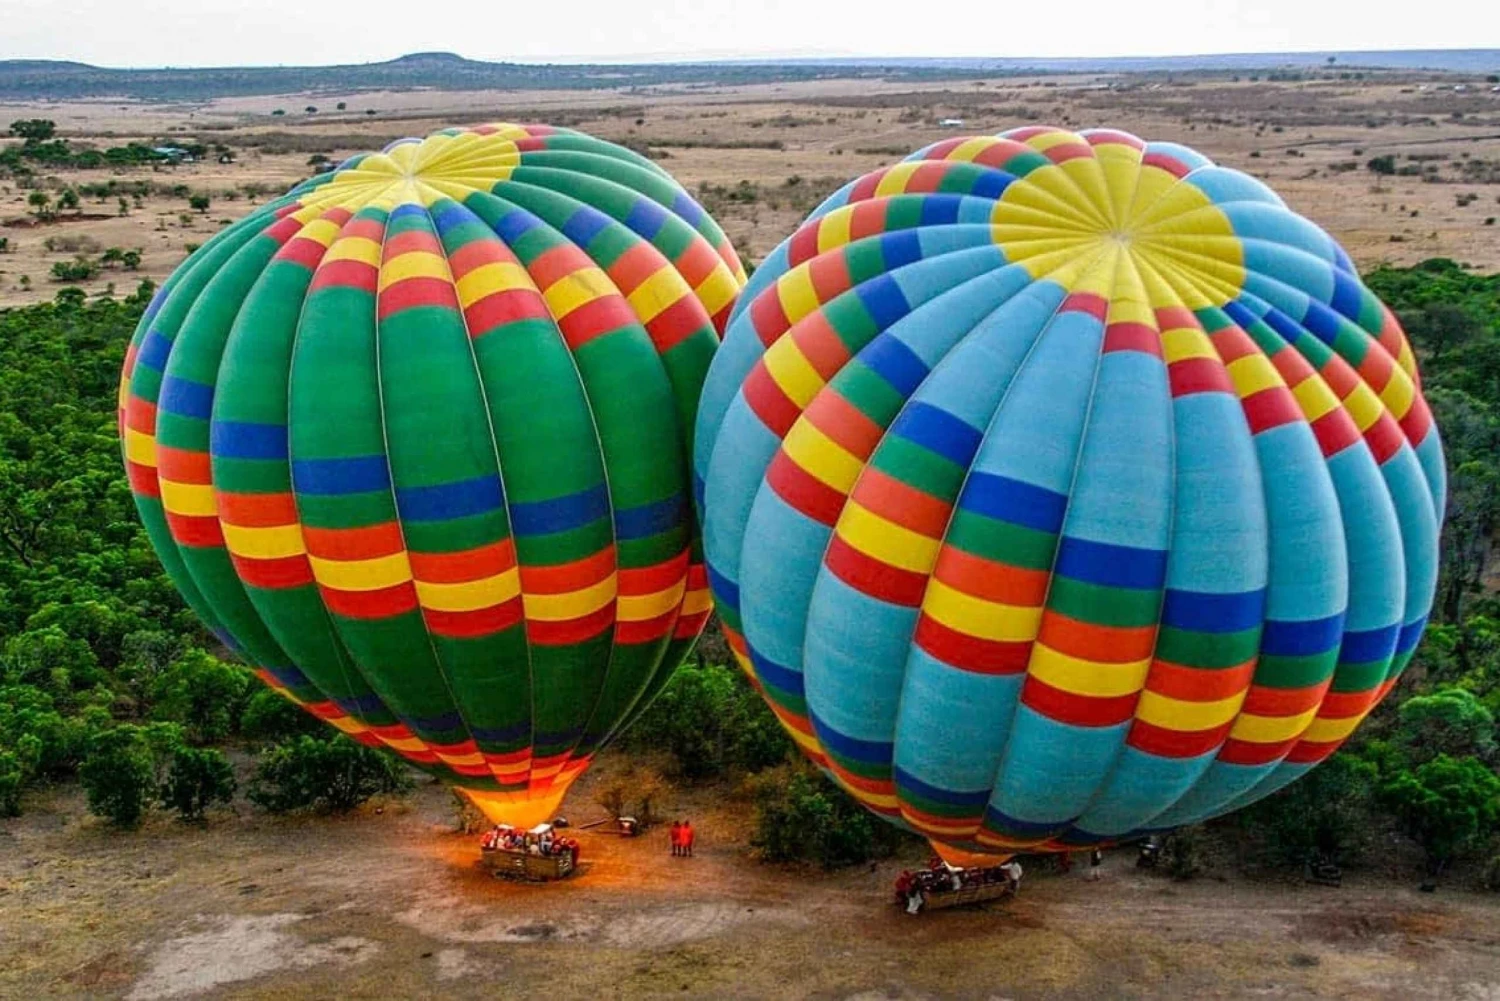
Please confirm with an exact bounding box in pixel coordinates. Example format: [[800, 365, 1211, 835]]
[[120, 123, 745, 828], [693, 127, 1443, 861]]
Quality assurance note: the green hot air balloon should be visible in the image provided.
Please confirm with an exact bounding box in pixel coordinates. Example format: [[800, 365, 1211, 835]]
[[120, 123, 745, 826]]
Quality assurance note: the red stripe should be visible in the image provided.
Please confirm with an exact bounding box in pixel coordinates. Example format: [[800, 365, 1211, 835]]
[[320, 582, 419, 619], [1038, 614, 1157, 663], [1216, 737, 1295, 766], [127, 461, 161, 497], [408, 539, 517, 584], [1169, 356, 1233, 397], [1144, 660, 1256, 702], [1143, 152, 1191, 177], [851, 467, 951, 538], [125, 398, 157, 433], [749, 288, 791, 346], [526, 602, 615, 646], [643, 296, 710, 354], [217, 490, 297, 527], [743, 363, 803, 438], [1021, 676, 1138, 727], [1310, 410, 1361, 457], [768, 451, 847, 525], [618, 552, 689, 595], [526, 245, 588, 291], [233, 553, 315, 590], [556, 295, 636, 350], [303, 522, 404, 561], [377, 277, 459, 319], [277, 236, 329, 270], [914, 614, 1032, 674], [849, 199, 889, 241], [1085, 129, 1145, 150], [466, 289, 550, 337], [1127, 719, 1232, 758], [1241, 387, 1302, 434], [792, 313, 853, 380], [422, 598, 525, 639], [1103, 321, 1160, 356], [824, 533, 929, 607], [787, 224, 822, 268], [166, 513, 223, 547], [804, 391, 884, 458], [616, 609, 679, 645], [1043, 142, 1093, 164], [310, 259, 377, 293], [1364, 414, 1405, 464], [1284, 740, 1340, 765], [674, 239, 723, 288], [932, 548, 1050, 606], [447, 239, 510, 281], [1239, 682, 1329, 716], [1062, 292, 1108, 320], [383, 230, 443, 257], [1398, 398, 1433, 445], [674, 608, 712, 639], [519, 547, 615, 594], [157, 445, 212, 483]]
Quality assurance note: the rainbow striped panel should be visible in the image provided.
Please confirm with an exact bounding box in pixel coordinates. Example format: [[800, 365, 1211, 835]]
[[121, 123, 744, 826], [694, 127, 1443, 856]]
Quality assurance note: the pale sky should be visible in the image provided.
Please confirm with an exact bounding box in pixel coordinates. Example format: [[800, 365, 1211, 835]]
[[2, 0, 1494, 68]]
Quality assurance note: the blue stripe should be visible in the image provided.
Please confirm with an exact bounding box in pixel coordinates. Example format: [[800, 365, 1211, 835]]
[[1260, 613, 1346, 656], [624, 198, 669, 240], [707, 562, 740, 612], [211, 421, 288, 460], [1302, 300, 1344, 343], [1338, 623, 1400, 664], [959, 472, 1067, 534], [917, 195, 963, 227], [507, 483, 610, 536], [894, 765, 990, 808], [890, 401, 983, 467], [855, 273, 911, 331], [1222, 298, 1260, 331], [158, 375, 214, 420], [1160, 588, 1266, 634], [1262, 306, 1310, 345], [560, 206, 614, 248], [969, 169, 1015, 200], [431, 202, 473, 235], [389, 202, 429, 223], [1055, 536, 1168, 590], [615, 492, 685, 541], [395, 474, 505, 522], [983, 805, 1071, 837], [534, 725, 585, 748], [291, 455, 391, 495], [137, 329, 173, 372], [748, 646, 804, 698], [810, 710, 892, 765], [1397, 616, 1428, 654], [671, 192, 705, 227], [401, 710, 466, 734], [469, 719, 534, 744], [262, 663, 312, 690], [860, 333, 928, 396], [334, 692, 390, 717], [492, 208, 542, 245], [879, 228, 924, 269], [1330, 268, 1364, 320]]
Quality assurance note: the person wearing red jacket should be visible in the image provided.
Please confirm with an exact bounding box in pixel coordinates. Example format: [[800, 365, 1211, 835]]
[[682, 820, 695, 858]]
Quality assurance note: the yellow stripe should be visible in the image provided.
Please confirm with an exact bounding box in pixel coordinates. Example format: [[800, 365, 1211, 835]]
[[1027, 644, 1151, 698], [782, 419, 862, 494], [1022, 129, 1083, 152], [1225, 354, 1281, 399], [680, 587, 712, 617], [1378, 368, 1415, 420], [1161, 326, 1217, 364], [1343, 383, 1384, 432], [626, 267, 691, 325], [1134, 690, 1244, 731], [836, 501, 941, 574], [455, 261, 533, 309], [761, 336, 825, 409], [159, 480, 217, 517], [922, 578, 1042, 642], [542, 267, 616, 319], [414, 568, 521, 613], [124, 428, 157, 466], [1299, 712, 1366, 744], [694, 267, 739, 318], [383, 735, 429, 753], [1396, 341, 1416, 380], [1228, 706, 1319, 743], [523, 574, 617, 622], [949, 137, 998, 162], [296, 218, 343, 249], [618, 578, 687, 622], [328, 716, 371, 737], [873, 162, 923, 197], [776, 264, 821, 326], [530, 760, 567, 780], [221, 522, 305, 560], [1106, 295, 1154, 329], [322, 236, 382, 268], [1291, 375, 1341, 422], [309, 552, 412, 591], [435, 751, 487, 767], [378, 251, 450, 291], [816, 208, 853, 254]]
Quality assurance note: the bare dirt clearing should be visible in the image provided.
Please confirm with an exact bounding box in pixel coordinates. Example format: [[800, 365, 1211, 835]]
[[3, 772, 1498, 1001], [2, 72, 1499, 307]]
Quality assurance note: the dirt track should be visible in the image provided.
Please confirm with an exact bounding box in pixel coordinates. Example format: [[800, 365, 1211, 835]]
[[3, 765, 1499, 1001]]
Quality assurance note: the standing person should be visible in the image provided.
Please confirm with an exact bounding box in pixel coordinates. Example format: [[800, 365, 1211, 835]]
[[669, 820, 682, 857], [683, 819, 695, 857], [1088, 848, 1103, 881], [999, 860, 1023, 893]]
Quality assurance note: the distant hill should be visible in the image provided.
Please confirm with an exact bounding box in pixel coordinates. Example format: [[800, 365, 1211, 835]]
[[0, 49, 1495, 102]]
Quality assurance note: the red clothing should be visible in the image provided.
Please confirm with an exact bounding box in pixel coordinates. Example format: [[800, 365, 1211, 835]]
[[683, 824, 695, 850]]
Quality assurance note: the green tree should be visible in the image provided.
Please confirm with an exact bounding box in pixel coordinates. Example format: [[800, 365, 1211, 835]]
[[1392, 688, 1497, 765], [749, 763, 905, 868], [78, 726, 160, 827], [240, 688, 322, 743], [187, 193, 210, 214], [160, 745, 235, 822], [621, 660, 789, 779], [248, 735, 410, 814], [25, 190, 51, 221], [1380, 755, 1500, 873], [9, 119, 56, 142], [1242, 752, 1378, 864], [149, 649, 250, 744], [57, 189, 79, 212]]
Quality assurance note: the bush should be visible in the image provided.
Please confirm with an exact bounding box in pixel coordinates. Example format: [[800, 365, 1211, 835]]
[[1240, 752, 1378, 865], [79, 726, 162, 827], [0, 750, 22, 816], [239, 688, 322, 743], [149, 649, 251, 744], [49, 258, 99, 283], [1380, 754, 1500, 872], [160, 746, 235, 822], [621, 660, 790, 779], [750, 764, 905, 868], [248, 735, 410, 814]]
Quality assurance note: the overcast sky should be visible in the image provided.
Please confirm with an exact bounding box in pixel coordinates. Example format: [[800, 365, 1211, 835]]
[[2, 0, 1493, 68]]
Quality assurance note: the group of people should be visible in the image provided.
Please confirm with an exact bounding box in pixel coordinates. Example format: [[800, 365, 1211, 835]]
[[668, 819, 696, 857], [480, 824, 580, 864], [895, 858, 1024, 913]]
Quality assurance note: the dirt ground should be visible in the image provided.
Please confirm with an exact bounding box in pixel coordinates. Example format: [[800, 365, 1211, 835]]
[[2, 71, 1499, 308], [3, 753, 1499, 1001]]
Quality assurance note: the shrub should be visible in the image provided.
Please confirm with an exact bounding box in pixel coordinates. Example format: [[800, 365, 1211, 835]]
[[248, 735, 410, 814], [79, 726, 162, 827], [0, 750, 22, 816], [188, 193, 210, 213], [750, 764, 905, 868], [1380, 754, 1500, 872], [160, 746, 236, 822], [50, 258, 99, 283], [239, 688, 322, 743], [149, 649, 251, 744], [1239, 752, 1378, 865], [621, 660, 790, 779], [1367, 154, 1397, 175]]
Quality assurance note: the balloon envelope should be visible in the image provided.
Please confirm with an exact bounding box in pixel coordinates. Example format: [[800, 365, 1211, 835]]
[[121, 124, 744, 827], [694, 127, 1443, 856]]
